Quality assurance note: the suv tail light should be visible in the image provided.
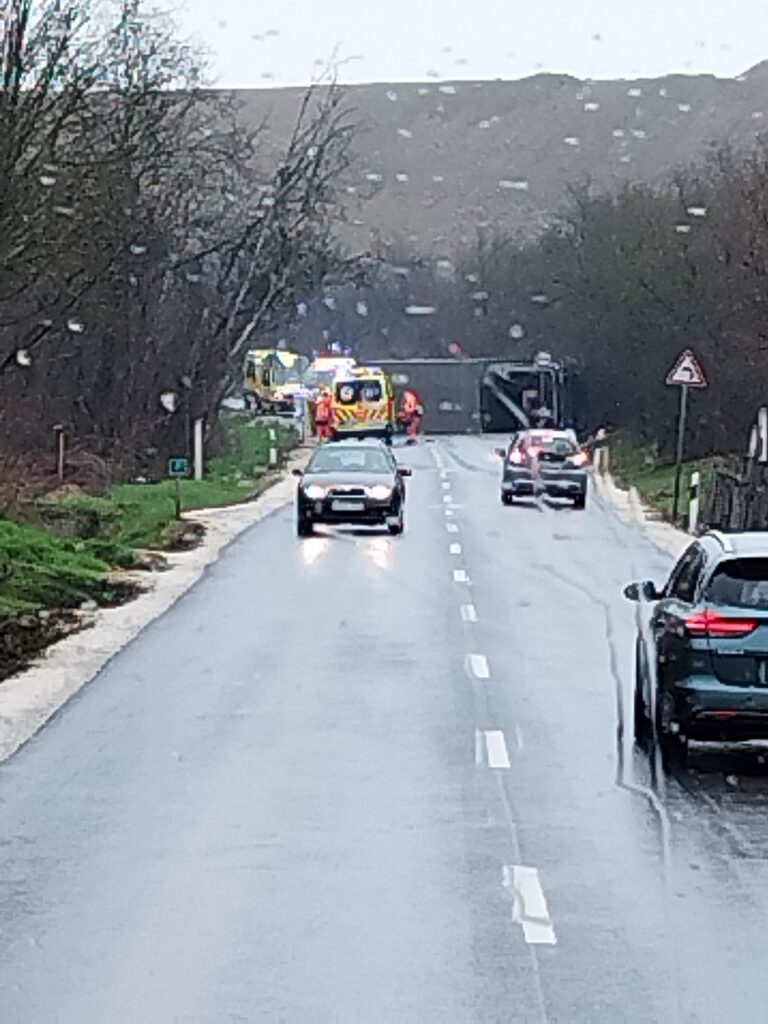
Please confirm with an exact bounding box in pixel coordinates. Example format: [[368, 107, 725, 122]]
[[685, 610, 759, 638], [569, 451, 589, 467], [509, 449, 524, 464]]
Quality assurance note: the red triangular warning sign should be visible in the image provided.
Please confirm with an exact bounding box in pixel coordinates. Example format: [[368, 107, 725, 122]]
[[666, 349, 708, 388]]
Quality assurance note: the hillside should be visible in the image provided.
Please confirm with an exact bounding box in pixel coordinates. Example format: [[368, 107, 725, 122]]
[[234, 62, 768, 254]]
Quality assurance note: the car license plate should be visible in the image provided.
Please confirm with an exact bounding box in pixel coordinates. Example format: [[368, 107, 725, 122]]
[[332, 500, 365, 512]]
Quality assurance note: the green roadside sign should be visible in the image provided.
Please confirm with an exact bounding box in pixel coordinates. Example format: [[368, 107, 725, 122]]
[[168, 457, 189, 477]]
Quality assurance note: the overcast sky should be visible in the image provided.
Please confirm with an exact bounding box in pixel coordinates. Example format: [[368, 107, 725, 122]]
[[180, 0, 768, 88]]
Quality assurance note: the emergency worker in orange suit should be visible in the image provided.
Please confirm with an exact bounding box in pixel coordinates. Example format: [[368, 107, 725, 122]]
[[398, 388, 424, 440], [314, 389, 333, 440]]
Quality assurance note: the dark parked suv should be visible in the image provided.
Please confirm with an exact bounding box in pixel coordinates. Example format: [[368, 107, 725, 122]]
[[625, 531, 768, 767]]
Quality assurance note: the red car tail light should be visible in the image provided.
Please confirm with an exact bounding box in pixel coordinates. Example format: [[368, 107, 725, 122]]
[[569, 451, 589, 467], [508, 449, 524, 464], [685, 609, 758, 638]]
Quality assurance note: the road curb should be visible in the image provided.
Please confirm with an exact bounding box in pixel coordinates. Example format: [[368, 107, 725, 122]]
[[593, 471, 691, 559], [0, 452, 308, 764]]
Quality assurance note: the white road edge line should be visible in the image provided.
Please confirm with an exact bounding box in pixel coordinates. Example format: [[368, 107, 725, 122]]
[[484, 730, 510, 768], [503, 865, 557, 945], [467, 653, 490, 679], [449, 543, 462, 555], [461, 603, 477, 622], [446, 523, 459, 533], [453, 568, 469, 583]]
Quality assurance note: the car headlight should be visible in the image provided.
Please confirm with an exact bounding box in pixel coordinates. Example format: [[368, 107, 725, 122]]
[[368, 484, 393, 500], [303, 484, 326, 499]]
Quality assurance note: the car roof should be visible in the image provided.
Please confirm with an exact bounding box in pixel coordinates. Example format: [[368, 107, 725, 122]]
[[701, 531, 768, 558], [516, 429, 575, 442], [323, 438, 387, 449]]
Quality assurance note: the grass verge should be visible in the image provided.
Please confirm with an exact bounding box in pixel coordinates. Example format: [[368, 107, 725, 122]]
[[62, 417, 295, 562], [609, 437, 714, 520], [1, 417, 295, 615]]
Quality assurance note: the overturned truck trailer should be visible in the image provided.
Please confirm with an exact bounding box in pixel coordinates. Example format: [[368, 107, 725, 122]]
[[366, 355, 584, 435]]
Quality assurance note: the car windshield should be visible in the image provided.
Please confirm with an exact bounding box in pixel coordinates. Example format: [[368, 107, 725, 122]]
[[706, 559, 768, 609], [519, 436, 577, 457], [334, 380, 383, 404], [307, 446, 392, 474]]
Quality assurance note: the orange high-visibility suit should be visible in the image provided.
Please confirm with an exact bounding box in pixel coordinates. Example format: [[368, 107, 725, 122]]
[[314, 391, 333, 440]]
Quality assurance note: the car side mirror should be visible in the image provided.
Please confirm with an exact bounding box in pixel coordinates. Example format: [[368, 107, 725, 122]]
[[292, 468, 303, 477], [641, 580, 662, 601], [623, 580, 661, 602], [495, 447, 506, 458], [397, 466, 412, 477]]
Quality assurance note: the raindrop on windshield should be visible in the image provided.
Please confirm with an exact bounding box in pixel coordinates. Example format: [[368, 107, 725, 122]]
[[612, 129, 625, 138], [677, 103, 692, 113], [508, 324, 525, 340], [130, 244, 147, 255], [397, 128, 413, 139], [530, 294, 549, 304], [365, 172, 383, 182], [323, 296, 337, 310], [439, 85, 457, 95], [66, 319, 84, 334], [297, 301, 308, 317], [675, 224, 692, 234], [405, 304, 436, 316], [584, 102, 600, 112], [53, 205, 75, 217], [15, 349, 32, 367], [395, 173, 409, 183], [564, 136, 581, 147], [627, 88, 642, 97], [355, 300, 369, 317], [160, 391, 179, 413], [687, 206, 707, 217], [386, 90, 398, 101], [39, 175, 57, 187]]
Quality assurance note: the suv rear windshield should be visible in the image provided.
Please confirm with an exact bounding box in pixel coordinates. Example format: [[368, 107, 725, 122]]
[[334, 380, 383, 404], [706, 558, 768, 609], [517, 435, 577, 458]]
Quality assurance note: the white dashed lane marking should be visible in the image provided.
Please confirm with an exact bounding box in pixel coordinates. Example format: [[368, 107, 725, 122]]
[[484, 730, 510, 768], [460, 604, 477, 622], [449, 543, 462, 555], [446, 523, 459, 533], [466, 653, 490, 679], [503, 866, 557, 946], [453, 568, 469, 583]]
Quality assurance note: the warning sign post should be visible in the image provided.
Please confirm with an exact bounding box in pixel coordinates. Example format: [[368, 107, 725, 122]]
[[666, 349, 708, 524]]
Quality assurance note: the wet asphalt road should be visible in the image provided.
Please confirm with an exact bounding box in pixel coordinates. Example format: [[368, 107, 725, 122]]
[[3, 435, 768, 1022]]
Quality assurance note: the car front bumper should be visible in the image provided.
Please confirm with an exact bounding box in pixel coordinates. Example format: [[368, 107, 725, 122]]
[[298, 496, 399, 525]]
